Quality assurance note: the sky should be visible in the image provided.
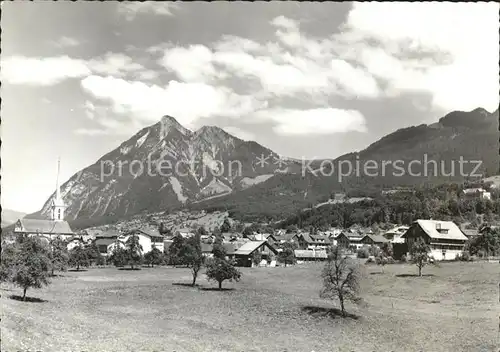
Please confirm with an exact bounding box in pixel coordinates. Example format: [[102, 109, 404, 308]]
[[2, 1, 499, 214]]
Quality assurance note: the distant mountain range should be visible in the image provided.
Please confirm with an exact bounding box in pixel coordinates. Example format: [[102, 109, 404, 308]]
[[28, 107, 499, 227], [1, 209, 26, 228]]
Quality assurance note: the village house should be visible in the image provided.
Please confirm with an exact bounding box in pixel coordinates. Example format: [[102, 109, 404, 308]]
[[273, 232, 299, 244], [361, 234, 389, 247], [402, 220, 468, 261], [201, 242, 239, 259], [462, 188, 492, 200], [120, 227, 165, 253], [94, 229, 122, 256], [173, 228, 195, 238], [336, 231, 364, 250], [297, 233, 331, 250], [383, 226, 409, 242], [233, 241, 278, 267], [66, 236, 91, 251]]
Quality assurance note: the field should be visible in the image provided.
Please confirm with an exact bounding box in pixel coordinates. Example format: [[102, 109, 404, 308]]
[[2, 261, 499, 352]]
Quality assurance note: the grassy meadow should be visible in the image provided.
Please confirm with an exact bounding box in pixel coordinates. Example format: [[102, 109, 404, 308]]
[[1, 261, 499, 352]]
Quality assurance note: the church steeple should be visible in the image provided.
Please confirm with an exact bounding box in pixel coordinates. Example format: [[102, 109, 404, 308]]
[[51, 158, 66, 221]]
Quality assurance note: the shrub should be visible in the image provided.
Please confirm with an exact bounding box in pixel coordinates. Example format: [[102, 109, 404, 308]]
[[357, 247, 369, 259], [400, 254, 408, 263], [386, 257, 396, 264], [365, 257, 374, 264]]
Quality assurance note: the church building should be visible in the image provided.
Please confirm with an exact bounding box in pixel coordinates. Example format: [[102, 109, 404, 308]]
[[13, 159, 74, 242]]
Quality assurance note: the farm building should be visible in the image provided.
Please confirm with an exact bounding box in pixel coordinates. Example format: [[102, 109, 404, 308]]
[[233, 241, 278, 267], [294, 249, 328, 262], [402, 220, 468, 261], [361, 234, 389, 246], [94, 229, 122, 256]]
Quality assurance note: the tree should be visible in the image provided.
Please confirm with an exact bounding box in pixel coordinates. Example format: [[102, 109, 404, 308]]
[[205, 258, 241, 290], [69, 244, 89, 271], [109, 245, 128, 267], [125, 234, 143, 269], [278, 242, 296, 267], [320, 246, 362, 317], [252, 251, 262, 267], [168, 234, 186, 267], [409, 237, 431, 276], [84, 241, 102, 267], [182, 233, 204, 286], [10, 236, 52, 301], [220, 218, 231, 233], [197, 227, 208, 237], [212, 236, 227, 260], [1, 241, 19, 283], [380, 242, 393, 258], [48, 237, 69, 275], [144, 245, 163, 267]]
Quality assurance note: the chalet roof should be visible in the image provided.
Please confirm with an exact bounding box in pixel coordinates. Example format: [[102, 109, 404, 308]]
[[16, 219, 73, 235], [95, 229, 121, 238], [406, 220, 468, 241], [362, 234, 389, 243], [137, 227, 163, 238], [294, 250, 328, 259], [300, 233, 331, 244], [234, 241, 277, 255]]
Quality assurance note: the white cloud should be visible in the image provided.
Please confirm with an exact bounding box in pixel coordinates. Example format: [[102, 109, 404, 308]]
[[53, 36, 80, 48], [2, 53, 154, 86], [88, 52, 146, 77], [330, 59, 379, 98], [339, 2, 500, 112], [117, 2, 178, 20], [80, 75, 267, 131], [159, 45, 223, 83], [254, 108, 367, 136], [222, 126, 256, 141], [1, 56, 90, 85]]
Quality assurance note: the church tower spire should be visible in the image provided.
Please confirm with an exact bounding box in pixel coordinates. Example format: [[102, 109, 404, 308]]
[[51, 158, 66, 221]]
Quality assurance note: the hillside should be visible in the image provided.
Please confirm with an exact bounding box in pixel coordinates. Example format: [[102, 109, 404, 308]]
[[28, 107, 499, 228], [1, 209, 26, 228], [189, 107, 499, 221], [29, 116, 302, 225]]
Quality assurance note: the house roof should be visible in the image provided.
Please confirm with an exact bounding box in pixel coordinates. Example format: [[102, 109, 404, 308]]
[[274, 233, 298, 241], [462, 229, 479, 237], [362, 234, 389, 243], [201, 242, 239, 255], [234, 241, 277, 255], [137, 227, 163, 238], [294, 250, 328, 259], [384, 226, 409, 235], [95, 229, 121, 238], [406, 220, 468, 241], [16, 219, 73, 235], [463, 188, 486, 194]]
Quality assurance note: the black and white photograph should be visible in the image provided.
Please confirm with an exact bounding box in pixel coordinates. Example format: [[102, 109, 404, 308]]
[[1, 1, 499, 351]]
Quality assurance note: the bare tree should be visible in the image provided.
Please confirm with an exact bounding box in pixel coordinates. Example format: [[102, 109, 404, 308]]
[[320, 246, 362, 317]]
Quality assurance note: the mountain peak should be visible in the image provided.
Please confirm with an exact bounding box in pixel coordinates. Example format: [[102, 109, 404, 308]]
[[158, 115, 191, 139]]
